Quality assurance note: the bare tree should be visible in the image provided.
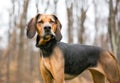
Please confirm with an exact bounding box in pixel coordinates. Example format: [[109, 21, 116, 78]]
[[36, 0, 39, 13], [66, 1, 73, 43], [108, 0, 120, 64], [78, 8, 88, 44], [17, 0, 29, 83], [53, 0, 58, 14], [77, 0, 88, 44], [93, 0, 98, 45], [44, 0, 50, 13]]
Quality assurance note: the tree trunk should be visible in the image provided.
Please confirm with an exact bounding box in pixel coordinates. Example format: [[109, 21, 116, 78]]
[[67, 3, 73, 43], [53, 0, 58, 14], [108, 0, 120, 64], [36, 0, 39, 13], [78, 8, 85, 44], [17, 0, 29, 83], [78, 7, 87, 44], [108, 0, 117, 55], [93, 0, 98, 45]]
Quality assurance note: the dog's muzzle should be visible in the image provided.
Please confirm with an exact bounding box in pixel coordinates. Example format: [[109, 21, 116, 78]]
[[44, 26, 54, 36], [43, 26, 55, 39], [44, 26, 51, 33]]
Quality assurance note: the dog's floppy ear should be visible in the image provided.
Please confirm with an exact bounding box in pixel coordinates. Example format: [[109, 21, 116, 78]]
[[27, 18, 36, 38], [26, 14, 40, 39], [53, 15, 62, 41]]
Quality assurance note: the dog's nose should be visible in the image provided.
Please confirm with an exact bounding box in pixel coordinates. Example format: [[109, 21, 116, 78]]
[[44, 26, 51, 32]]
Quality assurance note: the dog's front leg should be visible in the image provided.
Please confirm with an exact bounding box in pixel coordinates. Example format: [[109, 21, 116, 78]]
[[51, 61, 64, 83], [53, 67, 65, 83], [40, 60, 53, 83], [50, 50, 65, 83]]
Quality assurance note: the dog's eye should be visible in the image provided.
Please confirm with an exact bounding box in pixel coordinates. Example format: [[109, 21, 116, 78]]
[[50, 20, 55, 24], [38, 20, 44, 24]]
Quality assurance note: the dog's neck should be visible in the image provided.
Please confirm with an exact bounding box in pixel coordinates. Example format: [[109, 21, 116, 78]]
[[37, 38, 57, 57]]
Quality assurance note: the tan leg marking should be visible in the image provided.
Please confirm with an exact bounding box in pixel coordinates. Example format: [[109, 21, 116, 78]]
[[40, 58, 53, 83]]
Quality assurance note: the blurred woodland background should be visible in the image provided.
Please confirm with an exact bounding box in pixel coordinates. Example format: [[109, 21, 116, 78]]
[[0, 0, 120, 83]]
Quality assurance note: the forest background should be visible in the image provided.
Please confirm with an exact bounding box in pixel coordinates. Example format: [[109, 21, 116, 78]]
[[0, 0, 120, 83]]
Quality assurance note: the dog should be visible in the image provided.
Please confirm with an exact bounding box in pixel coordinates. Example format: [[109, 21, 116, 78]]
[[26, 14, 120, 83]]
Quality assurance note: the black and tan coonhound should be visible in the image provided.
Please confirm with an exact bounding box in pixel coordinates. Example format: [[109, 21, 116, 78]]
[[26, 14, 120, 83]]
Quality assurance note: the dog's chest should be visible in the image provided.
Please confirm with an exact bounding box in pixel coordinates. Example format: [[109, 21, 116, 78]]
[[41, 46, 64, 73]]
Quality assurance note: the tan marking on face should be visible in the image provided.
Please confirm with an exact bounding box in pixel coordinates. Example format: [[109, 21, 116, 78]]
[[51, 22, 57, 32], [36, 14, 57, 37]]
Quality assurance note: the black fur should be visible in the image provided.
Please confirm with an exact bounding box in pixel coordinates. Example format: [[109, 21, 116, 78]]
[[36, 35, 57, 57], [57, 42, 103, 75]]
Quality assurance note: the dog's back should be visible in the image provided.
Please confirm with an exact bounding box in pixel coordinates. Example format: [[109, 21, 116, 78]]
[[57, 42, 103, 75]]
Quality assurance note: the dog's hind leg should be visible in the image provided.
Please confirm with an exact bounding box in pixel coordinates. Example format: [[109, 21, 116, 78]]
[[89, 69, 105, 83], [99, 51, 120, 83]]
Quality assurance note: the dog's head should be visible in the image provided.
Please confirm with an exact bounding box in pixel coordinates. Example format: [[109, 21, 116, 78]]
[[26, 14, 62, 46]]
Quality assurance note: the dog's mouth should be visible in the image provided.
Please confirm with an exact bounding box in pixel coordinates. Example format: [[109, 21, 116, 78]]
[[43, 34, 55, 41], [36, 34, 55, 47]]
